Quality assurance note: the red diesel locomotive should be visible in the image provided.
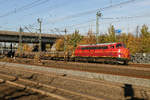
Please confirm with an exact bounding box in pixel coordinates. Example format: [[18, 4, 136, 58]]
[[74, 42, 130, 64], [14, 42, 130, 64]]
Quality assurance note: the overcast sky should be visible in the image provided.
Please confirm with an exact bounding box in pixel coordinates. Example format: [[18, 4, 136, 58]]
[[0, 0, 150, 35]]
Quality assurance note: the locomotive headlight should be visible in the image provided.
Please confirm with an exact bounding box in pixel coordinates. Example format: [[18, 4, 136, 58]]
[[118, 49, 121, 53], [118, 49, 121, 58]]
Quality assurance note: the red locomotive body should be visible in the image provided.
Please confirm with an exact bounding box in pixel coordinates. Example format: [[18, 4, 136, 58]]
[[74, 42, 130, 64]]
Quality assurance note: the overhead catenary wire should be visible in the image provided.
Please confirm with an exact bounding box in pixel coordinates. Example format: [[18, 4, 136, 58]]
[[47, 13, 150, 32], [22, 0, 71, 18], [24, 0, 144, 33], [1, 0, 148, 34], [44, 0, 141, 25], [0, 0, 10, 5], [0, 0, 51, 18]]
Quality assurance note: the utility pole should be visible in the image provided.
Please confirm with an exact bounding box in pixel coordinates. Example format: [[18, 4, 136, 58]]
[[37, 18, 42, 54], [136, 25, 139, 38], [96, 11, 102, 44], [64, 28, 67, 52], [64, 28, 67, 61], [110, 0, 112, 6], [19, 27, 23, 56], [0, 43, 2, 54]]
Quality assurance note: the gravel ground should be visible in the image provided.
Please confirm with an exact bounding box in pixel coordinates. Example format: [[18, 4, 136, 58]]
[[1, 58, 150, 79], [131, 53, 150, 64], [0, 83, 51, 100], [0, 61, 149, 100], [1, 58, 150, 86]]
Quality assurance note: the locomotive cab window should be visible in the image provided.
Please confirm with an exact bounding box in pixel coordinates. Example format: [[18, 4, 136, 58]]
[[123, 44, 126, 48], [116, 44, 122, 48]]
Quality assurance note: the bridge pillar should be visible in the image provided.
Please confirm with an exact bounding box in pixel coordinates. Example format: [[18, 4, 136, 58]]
[[41, 43, 46, 51], [33, 43, 55, 52], [41, 43, 54, 52]]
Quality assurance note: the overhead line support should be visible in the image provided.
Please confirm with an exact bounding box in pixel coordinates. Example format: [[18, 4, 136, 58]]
[[37, 18, 42, 60], [96, 11, 102, 44]]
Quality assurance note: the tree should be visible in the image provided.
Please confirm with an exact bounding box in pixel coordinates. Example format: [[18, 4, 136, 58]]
[[67, 30, 83, 51], [140, 24, 149, 38], [126, 33, 139, 54], [108, 25, 116, 42], [55, 38, 64, 51], [98, 34, 109, 43], [139, 24, 150, 53], [79, 29, 96, 45]]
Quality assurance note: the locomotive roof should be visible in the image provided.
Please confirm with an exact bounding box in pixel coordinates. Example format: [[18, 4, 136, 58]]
[[78, 42, 121, 47]]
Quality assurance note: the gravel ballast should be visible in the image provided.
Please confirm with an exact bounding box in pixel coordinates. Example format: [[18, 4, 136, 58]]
[[0, 62, 150, 88]]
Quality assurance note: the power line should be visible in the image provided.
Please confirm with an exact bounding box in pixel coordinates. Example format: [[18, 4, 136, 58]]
[[23, 0, 143, 32], [0, 0, 10, 4], [47, 14, 150, 32], [0, 0, 50, 18], [22, 0, 71, 18], [45, 0, 140, 24]]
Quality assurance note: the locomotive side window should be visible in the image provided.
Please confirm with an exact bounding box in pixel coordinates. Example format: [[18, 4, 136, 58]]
[[81, 45, 109, 50], [103, 46, 108, 49], [96, 46, 102, 49], [93, 46, 97, 49], [116, 44, 122, 48], [96, 47, 99, 49], [110, 46, 114, 49], [81, 47, 86, 50]]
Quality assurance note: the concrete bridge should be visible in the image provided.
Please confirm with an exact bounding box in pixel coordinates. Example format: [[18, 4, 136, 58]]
[[0, 30, 61, 51]]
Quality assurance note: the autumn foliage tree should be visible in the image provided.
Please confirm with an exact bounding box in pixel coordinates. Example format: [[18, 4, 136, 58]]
[[139, 24, 150, 53], [55, 24, 150, 54], [79, 29, 96, 45], [108, 25, 116, 42], [55, 37, 64, 51], [55, 30, 83, 51]]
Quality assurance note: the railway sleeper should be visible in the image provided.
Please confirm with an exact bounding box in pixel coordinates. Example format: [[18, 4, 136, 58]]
[[0, 65, 149, 100], [0, 78, 70, 100], [0, 73, 105, 100]]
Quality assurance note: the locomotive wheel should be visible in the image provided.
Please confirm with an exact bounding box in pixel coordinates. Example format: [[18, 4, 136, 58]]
[[75, 58, 78, 62], [123, 60, 129, 65]]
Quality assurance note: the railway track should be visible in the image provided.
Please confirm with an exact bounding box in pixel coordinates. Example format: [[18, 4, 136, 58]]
[[0, 71, 105, 100], [0, 65, 121, 100], [2, 57, 150, 79], [0, 63, 149, 100], [11, 57, 150, 70], [1, 57, 150, 69], [0, 75, 64, 100]]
